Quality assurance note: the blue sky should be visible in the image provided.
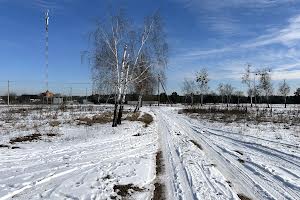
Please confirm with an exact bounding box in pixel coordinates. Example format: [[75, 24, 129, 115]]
[[0, 0, 300, 95]]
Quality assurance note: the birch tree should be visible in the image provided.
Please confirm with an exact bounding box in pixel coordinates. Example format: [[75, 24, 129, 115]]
[[90, 10, 167, 127], [217, 83, 226, 105], [196, 68, 209, 106], [242, 64, 254, 107], [224, 84, 234, 107], [133, 53, 157, 112], [182, 78, 196, 105], [235, 91, 244, 106], [278, 79, 290, 108], [258, 68, 273, 108]]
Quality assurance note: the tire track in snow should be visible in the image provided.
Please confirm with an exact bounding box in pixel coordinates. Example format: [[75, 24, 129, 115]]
[[155, 109, 238, 200], [171, 109, 300, 200]]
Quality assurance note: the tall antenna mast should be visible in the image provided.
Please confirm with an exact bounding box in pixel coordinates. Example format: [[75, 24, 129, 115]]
[[45, 10, 49, 91]]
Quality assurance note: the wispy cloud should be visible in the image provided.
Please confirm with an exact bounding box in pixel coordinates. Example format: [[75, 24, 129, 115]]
[[176, 12, 300, 61], [243, 14, 300, 48], [32, 0, 62, 10], [173, 0, 296, 35]]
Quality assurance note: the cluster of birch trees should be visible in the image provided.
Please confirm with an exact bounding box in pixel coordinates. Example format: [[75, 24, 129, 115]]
[[182, 65, 291, 108], [90, 10, 167, 127]]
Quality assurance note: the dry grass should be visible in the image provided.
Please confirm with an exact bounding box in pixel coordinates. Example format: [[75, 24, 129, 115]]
[[112, 184, 144, 197], [49, 121, 60, 127], [126, 112, 154, 127], [153, 151, 166, 200], [9, 133, 42, 144], [156, 151, 165, 175], [153, 183, 166, 200], [126, 112, 140, 121], [139, 113, 154, 127], [77, 113, 113, 126], [180, 107, 300, 125]]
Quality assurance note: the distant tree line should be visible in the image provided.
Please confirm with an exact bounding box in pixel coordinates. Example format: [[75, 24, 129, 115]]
[[88, 91, 300, 105], [181, 64, 300, 108]]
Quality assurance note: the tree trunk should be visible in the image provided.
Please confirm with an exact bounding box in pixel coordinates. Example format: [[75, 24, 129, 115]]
[[284, 96, 287, 108], [201, 94, 203, 106], [112, 101, 119, 127], [117, 95, 124, 125], [250, 95, 253, 107], [134, 94, 142, 112], [112, 89, 122, 127], [227, 96, 229, 107]]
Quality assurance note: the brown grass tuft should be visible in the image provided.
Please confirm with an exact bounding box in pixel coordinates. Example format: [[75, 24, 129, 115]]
[[113, 184, 143, 197], [153, 182, 166, 200], [9, 133, 42, 144], [49, 121, 60, 127]]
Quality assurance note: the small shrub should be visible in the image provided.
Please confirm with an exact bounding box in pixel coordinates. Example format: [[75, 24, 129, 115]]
[[77, 113, 112, 126], [126, 112, 140, 121], [139, 113, 153, 127]]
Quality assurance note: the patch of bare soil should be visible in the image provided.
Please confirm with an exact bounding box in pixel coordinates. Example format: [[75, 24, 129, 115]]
[[9, 133, 42, 144], [153, 183, 166, 200], [153, 151, 166, 200], [237, 158, 245, 164], [190, 140, 203, 150], [234, 150, 244, 155], [113, 184, 144, 197], [237, 194, 252, 200]]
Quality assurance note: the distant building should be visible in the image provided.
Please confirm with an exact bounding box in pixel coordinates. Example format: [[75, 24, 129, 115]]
[[42, 90, 54, 104]]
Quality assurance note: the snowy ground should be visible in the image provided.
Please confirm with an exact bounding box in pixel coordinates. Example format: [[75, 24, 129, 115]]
[[154, 106, 300, 200], [0, 104, 300, 200], [0, 105, 158, 200]]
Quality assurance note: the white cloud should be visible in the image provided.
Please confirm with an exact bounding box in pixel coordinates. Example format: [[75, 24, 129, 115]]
[[244, 14, 300, 47]]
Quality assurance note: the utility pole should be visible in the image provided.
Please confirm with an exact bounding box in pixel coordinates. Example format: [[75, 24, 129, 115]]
[[7, 80, 10, 106], [158, 74, 160, 106]]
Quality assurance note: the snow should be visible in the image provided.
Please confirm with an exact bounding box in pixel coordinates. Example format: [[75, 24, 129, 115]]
[[0, 105, 158, 200], [154, 105, 300, 200], [0, 104, 300, 200]]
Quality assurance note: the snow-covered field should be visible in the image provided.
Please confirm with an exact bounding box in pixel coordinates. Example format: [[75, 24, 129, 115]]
[[155, 106, 300, 200], [0, 105, 158, 200], [0, 104, 300, 200]]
